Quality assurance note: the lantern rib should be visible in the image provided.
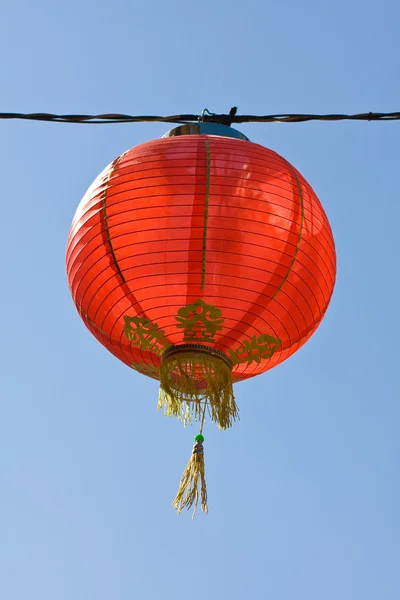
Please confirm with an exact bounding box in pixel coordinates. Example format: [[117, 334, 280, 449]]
[[72, 214, 330, 315], [94, 193, 335, 272]]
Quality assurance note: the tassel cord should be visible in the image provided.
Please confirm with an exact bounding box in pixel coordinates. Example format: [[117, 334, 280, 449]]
[[199, 398, 207, 435], [172, 400, 209, 518]]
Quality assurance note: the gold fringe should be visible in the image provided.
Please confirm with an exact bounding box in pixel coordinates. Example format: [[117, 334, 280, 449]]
[[172, 443, 208, 518], [158, 351, 238, 429]]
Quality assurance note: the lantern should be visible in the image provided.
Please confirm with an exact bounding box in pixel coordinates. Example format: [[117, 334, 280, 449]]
[[66, 122, 336, 516]]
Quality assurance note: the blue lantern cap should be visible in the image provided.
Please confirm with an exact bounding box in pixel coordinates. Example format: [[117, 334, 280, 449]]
[[162, 122, 249, 141]]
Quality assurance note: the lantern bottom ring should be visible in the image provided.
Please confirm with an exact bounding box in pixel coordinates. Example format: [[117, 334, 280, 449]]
[[158, 343, 238, 430], [161, 343, 232, 369]]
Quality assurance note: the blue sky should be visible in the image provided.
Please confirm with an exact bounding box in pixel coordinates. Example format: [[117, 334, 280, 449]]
[[1, 1, 399, 599]]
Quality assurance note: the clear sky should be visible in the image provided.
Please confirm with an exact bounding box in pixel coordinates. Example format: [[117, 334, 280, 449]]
[[1, 1, 399, 599]]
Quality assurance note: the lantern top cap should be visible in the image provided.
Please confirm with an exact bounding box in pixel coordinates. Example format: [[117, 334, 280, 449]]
[[162, 122, 249, 141]]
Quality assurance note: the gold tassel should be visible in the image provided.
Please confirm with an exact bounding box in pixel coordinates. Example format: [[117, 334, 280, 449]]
[[172, 434, 208, 518], [159, 347, 239, 429]]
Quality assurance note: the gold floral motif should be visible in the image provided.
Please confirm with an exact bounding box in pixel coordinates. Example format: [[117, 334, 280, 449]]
[[175, 299, 224, 343], [124, 316, 170, 356], [229, 334, 282, 367], [131, 361, 160, 380]]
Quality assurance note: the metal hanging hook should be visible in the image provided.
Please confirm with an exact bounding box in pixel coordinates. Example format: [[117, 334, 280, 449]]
[[199, 107, 238, 125], [199, 108, 216, 122]]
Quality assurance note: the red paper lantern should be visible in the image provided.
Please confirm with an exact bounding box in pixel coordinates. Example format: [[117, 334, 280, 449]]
[[66, 122, 336, 515]]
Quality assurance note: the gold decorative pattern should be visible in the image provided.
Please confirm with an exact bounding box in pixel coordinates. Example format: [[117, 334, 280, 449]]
[[124, 316, 170, 355], [131, 361, 160, 380], [175, 299, 224, 343], [228, 334, 282, 367]]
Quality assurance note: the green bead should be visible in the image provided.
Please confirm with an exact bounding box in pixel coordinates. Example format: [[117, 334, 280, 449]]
[[195, 434, 204, 443]]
